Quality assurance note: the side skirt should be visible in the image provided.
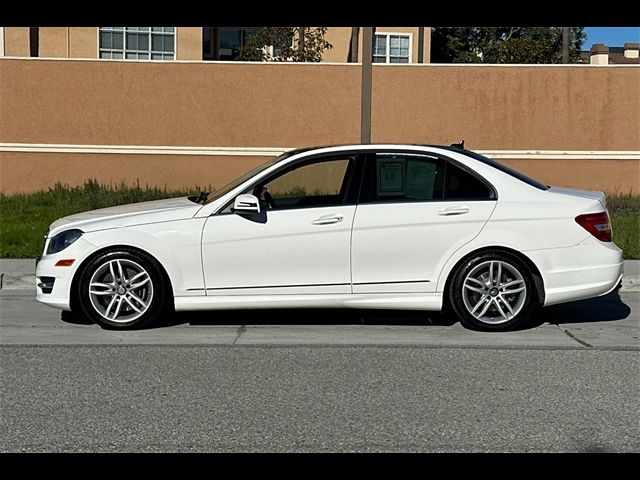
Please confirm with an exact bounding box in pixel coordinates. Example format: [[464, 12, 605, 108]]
[[174, 293, 443, 311]]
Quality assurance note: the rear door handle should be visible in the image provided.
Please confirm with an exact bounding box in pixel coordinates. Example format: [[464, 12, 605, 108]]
[[438, 206, 470, 216], [312, 214, 344, 225]]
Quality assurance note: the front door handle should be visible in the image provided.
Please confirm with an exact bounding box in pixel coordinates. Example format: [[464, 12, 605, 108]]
[[438, 206, 470, 216], [312, 214, 344, 225]]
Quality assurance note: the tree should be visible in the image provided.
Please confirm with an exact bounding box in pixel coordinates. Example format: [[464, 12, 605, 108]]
[[238, 27, 332, 62], [431, 27, 586, 63]]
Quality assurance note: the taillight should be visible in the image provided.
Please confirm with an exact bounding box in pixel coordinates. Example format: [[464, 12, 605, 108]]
[[575, 211, 612, 242]]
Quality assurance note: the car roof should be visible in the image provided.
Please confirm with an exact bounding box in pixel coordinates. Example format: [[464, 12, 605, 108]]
[[283, 144, 466, 158], [290, 143, 458, 152]]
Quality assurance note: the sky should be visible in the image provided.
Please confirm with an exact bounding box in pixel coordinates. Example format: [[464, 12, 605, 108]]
[[584, 27, 640, 48]]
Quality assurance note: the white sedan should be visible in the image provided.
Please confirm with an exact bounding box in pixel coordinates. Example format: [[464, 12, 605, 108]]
[[36, 144, 623, 331]]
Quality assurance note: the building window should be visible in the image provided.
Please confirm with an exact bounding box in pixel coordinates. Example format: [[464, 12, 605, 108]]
[[217, 27, 258, 60], [373, 34, 411, 63], [99, 27, 175, 60], [203, 27, 259, 60]]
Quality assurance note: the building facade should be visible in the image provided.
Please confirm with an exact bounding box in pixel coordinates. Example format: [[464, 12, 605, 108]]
[[0, 27, 431, 63]]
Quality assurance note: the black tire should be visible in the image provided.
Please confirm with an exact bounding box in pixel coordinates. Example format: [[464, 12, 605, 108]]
[[448, 250, 538, 332], [76, 248, 170, 330]]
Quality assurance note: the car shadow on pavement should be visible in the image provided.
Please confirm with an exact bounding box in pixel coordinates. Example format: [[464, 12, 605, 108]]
[[158, 308, 457, 329], [161, 291, 632, 330], [59, 307, 455, 329], [60, 291, 631, 331], [60, 310, 95, 325], [529, 291, 632, 328]]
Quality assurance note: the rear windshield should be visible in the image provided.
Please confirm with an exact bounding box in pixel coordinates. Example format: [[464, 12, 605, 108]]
[[448, 148, 550, 191]]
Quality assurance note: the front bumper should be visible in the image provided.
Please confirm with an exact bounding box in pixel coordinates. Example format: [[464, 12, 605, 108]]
[[35, 237, 97, 311]]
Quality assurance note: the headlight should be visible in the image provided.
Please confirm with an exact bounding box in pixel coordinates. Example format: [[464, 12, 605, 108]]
[[47, 229, 83, 255]]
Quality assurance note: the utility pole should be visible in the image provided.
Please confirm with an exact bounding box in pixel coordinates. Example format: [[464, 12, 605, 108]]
[[361, 27, 374, 144], [562, 27, 570, 63]]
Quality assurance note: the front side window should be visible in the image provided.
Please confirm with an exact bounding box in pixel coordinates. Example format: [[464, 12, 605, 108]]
[[99, 27, 175, 60], [254, 158, 353, 210], [373, 34, 411, 63]]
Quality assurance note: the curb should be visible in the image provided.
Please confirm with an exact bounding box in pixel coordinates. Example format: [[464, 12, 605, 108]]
[[2, 258, 639, 293]]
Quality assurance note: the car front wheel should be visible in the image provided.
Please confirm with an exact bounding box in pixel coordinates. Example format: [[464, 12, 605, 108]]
[[77, 248, 169, 329], [449, 251, 538, 331]]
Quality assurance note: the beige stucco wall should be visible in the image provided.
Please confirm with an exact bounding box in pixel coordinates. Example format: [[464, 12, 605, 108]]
[[39, 27, 69, 57], [498, 159, 640, 193], [69, 27, 98, 58], [3, 59, 634, 151], [322, 27, 353, 63], [0, 59, 361, 147], [0, 151, 267, 193], [1, 58, 638, 194], [372, 65, 640, 150], [39, 27, 98, 58], [3, 27, 30, 56], [39, 27, 98, 59], [422, 28, 431, 63], [177, 27, 202, 60]]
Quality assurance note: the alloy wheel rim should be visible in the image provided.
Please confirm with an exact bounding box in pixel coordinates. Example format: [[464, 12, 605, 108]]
[[461, 260, 527, 325], [88, 259, 153, 323]]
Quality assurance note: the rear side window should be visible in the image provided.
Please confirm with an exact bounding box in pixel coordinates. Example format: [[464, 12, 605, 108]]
[[359, 154, 445, 203], [455, 148, 550, 191], [359, 152, 495, 203], [445, 162, 494, 200]]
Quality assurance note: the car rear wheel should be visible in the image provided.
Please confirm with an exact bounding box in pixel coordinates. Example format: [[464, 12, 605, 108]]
[[77, 248, 169, 329], [449, 251, 537, 331]]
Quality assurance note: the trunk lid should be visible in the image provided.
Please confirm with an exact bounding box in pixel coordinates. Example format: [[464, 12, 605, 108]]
[[547, 186, 606, 209]]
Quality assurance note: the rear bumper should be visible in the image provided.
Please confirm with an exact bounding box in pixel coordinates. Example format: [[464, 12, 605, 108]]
[[526, 237, 624, 306]]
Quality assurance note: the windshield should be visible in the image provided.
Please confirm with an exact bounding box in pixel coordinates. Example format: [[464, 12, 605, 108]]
[[203, 151, 299, 205]]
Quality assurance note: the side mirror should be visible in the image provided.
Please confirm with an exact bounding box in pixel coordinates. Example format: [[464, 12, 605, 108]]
[[233, 194, 260, 214]]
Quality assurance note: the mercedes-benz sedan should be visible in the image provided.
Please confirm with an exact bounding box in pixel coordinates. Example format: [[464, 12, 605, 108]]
[[36, 144, 623, 331]]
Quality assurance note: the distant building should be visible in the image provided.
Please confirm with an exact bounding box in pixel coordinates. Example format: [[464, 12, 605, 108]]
[[0, 27, 431, 64], [579, 43, 640, 64]]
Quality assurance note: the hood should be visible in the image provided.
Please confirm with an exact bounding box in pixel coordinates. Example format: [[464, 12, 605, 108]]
[[48, 197, 202, 236], [547, 186, 606, 208]]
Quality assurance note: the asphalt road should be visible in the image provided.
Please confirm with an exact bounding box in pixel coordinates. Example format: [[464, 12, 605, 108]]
[[1, 289, 638, 452]]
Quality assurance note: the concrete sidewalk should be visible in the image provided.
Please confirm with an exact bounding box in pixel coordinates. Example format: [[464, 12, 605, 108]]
[[2, 257, 639, 292], [1, 259, 36, 290]]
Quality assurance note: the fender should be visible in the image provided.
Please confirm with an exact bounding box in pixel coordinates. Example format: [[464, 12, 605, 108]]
[[81, 217, 207, 296]]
